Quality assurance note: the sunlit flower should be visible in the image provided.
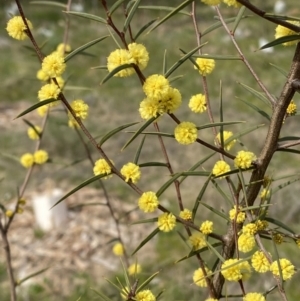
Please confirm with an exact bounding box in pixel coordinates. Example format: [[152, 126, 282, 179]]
[[33, 150, 48, 164], [189, 232, 207, 250], [157, 213, 176, 232], [215, 131, 236, 151], [6, 16, 32, 40], [38, 83, 60, 103], [270, 258, 295, 280], [128, 263, 142, 275], [242, 223, 258, 235], [221, 259, 251, 281], [238, 233, 255, 253], [136, 290, 156, 301], [160, 87, 182, 113], [139, 97, 160, 120], [20, 153, 34, 168], [194, 57, 215, 76], [37, 105, 49, 117], [189, 94, 207, 113], [121, 162, 141, 183], [93, 158, 114, 179], [223, 0, 242, 8], [112, 242, 124, 256], [234, 150, 256, 169], [212, 160, 230, 178], [229, 206, 245, 223], [143, 74, 170, 101], [275, 21, 300, 46], [42, 52, 66, 77], [174, 122, 198, 145], [201, 0, 221, 5], [107, 49, 135, 77], [243, 293, 265, 301], [287, 100, 297, 115], [193, 267, 212, 287], [27, 125, 42, 140], [251, 251, 270, 273], [200, 220, 213, 235], [138, 191, 159, 213], [179, 208, 192, 220], [69, 99, 89, 119], [56, 43, 71, 54], [128, 43, 149, 70]]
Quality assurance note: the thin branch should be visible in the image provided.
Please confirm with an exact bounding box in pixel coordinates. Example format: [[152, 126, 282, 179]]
[[277, 140, 300, 149]]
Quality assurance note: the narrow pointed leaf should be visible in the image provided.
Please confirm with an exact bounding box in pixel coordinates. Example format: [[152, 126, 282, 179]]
[[277, 148, 300, 155], [64, 86, 93, 91], [109, 0, 126, 16], [194, 54, 241, 60], [30, 0, 66, 8], [238, 98, 271, 121], [180, 171, 210, 177], [269, 63, 288, 77], [64, 11, 107, 24], [198, 121, 244, 130], [138, 6, 190, 16], [107, 26, 122, 49], [100, 63, 135, 85], [272, 176, 300, 194], [99, 122, 140, 146], [126, 131, 174, 138], [278, 136, 300, 142], [165, 44, 205, 78], [15, 98, 56, 118], [273, 173, 300, 181], [131, 217, 158, 225], [232, 6, 246, 33], [132, 228, 160, 255], [90, 288, 113, 301], [265, 217, 295, 234], [134, 135, 146, 164], [120, 259, 131, 289], [134, 19, 157, 40], [156, 173, 182, 197], [122, 117, 156, 151], [169, 75, 184, 83], [212, 180, 233, 206], [17, 267, 50, 285], [50, 174, 108, 209], [163, 49, 167, 75], [272, 241, 284, 286], [91, 65, 107, 70], [148, 0, 194, 33], [238, 82, 271, 107], [206, 240, 225, 262], [137, 272, 159, 292], [260, 35, 300, 50], [22, 119, 42, 138], [200, 202, 230, 221], [65, 36, 109, 62], [123, 0, 142, 32], [139, 162, 168, 168]]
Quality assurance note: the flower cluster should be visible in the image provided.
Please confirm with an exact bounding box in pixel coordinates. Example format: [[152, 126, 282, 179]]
[[6, 16, 32, 40], [174, 121, 198, 145], [128, 263, 142, 275], [229, 206, 245, 223], [157, 213, 176, 232], [223, 0, 242, 8], [270, 258, 295, 280], [20, 150, 49, 168], [38, 83, 60, 104], [107, 43, 149, 77], [243, 293, 265, 301], [194, 57, 215, 76], [138, 191, 159, 213], [221, 259, 251, 281], [42, 52, 66, 77], [179, 208, 192, 220], [189, 94, 207, 113], [238, 233, 255, 253], [136, 290, 156, 301], [93, 158, 114, 179], [68, 99, 89, 128], [27, 125, 42, 140], [112, 242, 124, 256], [287, 100, 297, 115], [200, 220, 213, 234], [212, 160, 231, 178], [120, 162, 141, 183], [215, 131, 236, 151], [139, 75, 181, 119], [251, 251, 270, 273], [189, 232, 207, 250], [242, 223, 258, 235], [272, 233, 283, 244], [275, 21, 300, 46], [193, 267, 212, 287], [234, 150, 256, 169], [260, 188, 270, 200]]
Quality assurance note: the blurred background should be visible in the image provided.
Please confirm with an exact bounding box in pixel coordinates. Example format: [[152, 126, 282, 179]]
[[1, 0, 300, 300]]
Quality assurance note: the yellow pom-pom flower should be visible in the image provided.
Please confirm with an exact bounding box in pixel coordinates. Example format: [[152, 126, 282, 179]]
[[56, 43, 71, 54], [201, 0, 221, 5], [38, 83, 60, 107], [136, 290, 156, 301], [200, 220, 213, 234], [128, 43, 149, 70], [215, 131, 236, 151], [5, 210, 14, 218], [234, 150, 256, 169], [179, 208, 192, 220], [229, 206, 245, 223], [193, 267, 212, 287], [238, 233, 255, 253], [243, 293, 265, 301], [189, 232, 207, 250], [20, 153, 34, 168], [121, 162, 141, 183], [42, 52, 66, 77], [275, 21, 300, 46], [272, 233, 283, 245], [107, 49, 135, 77], [139, 98, 160, 120], [143, 74, 170, 101], [212, 160, 231, 178], [287, 100, 297, 115], [160, 87, 182, 114], [221, 259, 251, 281], [242, 223, 258, 235], [189, 94, 207, 113], [112, 242, 124, 256], [251, 251, 270, 273], [6, 16, 32, 40], [128, 263, 142, 275], [223, 0, 242, 8], [256, 220, 268, 231], [34, 150, 48, 165], [174, 122, 198, 145], [270, 258, 295, 280], [194, 57, 215, 76], [93, 158, 114, 179], [138, 191, 159, 213], [37, 69, 50, 82], [70, 99, 89, 119], [37, 105, 49, 117], [27, 126, 42, 140], [157, 213, 176, 232]]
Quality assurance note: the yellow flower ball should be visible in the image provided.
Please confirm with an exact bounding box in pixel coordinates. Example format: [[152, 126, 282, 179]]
[[93, 159, 114, 179], [270, 258, 295, 280], [139, 97, 160, 120], [143, 74, 170, 101], [179, 208, 192, 220], [34, 150, 48, 165], [215, 131, 236, 151], [189, 232, 207, 250], [120, 162, 141, 183], [174, 121, 198, 145], [260, 188, 270, 200], [189, 94, 207, 113], [221, 259, 251, 281], [238, 233, 255, 253], [200, 220, 213, 234], [6, 16, 33, 40], [194, 57, 215, 76], [251, 251, 270, 273], [37, 105, 49, 117], [287, 100, 297, 115], [157, 213, 176, 232], [112, 242, 124, 256], [69, 99, 89, 119], [229, 206, 245, 223], [107, 49, 135, 77], [38, 83, 61, 102], [212, 160, 231, 178], [243, 293, 265, 301], [234, 150, 256, 169], [5, 210, 14, 218], [136, 290, 156, 301], [160, 87, 182, 114], [138, 191, 159, 213], [127, 263, 142, 275], [128, 43, 149, 70], [275, 21, 300, 46], [242, 223, 258, 235], [42, 52, 66, 77], [56, 43, 72, 54], [27, 126, 42, 140], [37, 69, 50, 82], [193, 267, 212, 287], [223, 0, 242, 8], [20, 153, 34, 168]]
